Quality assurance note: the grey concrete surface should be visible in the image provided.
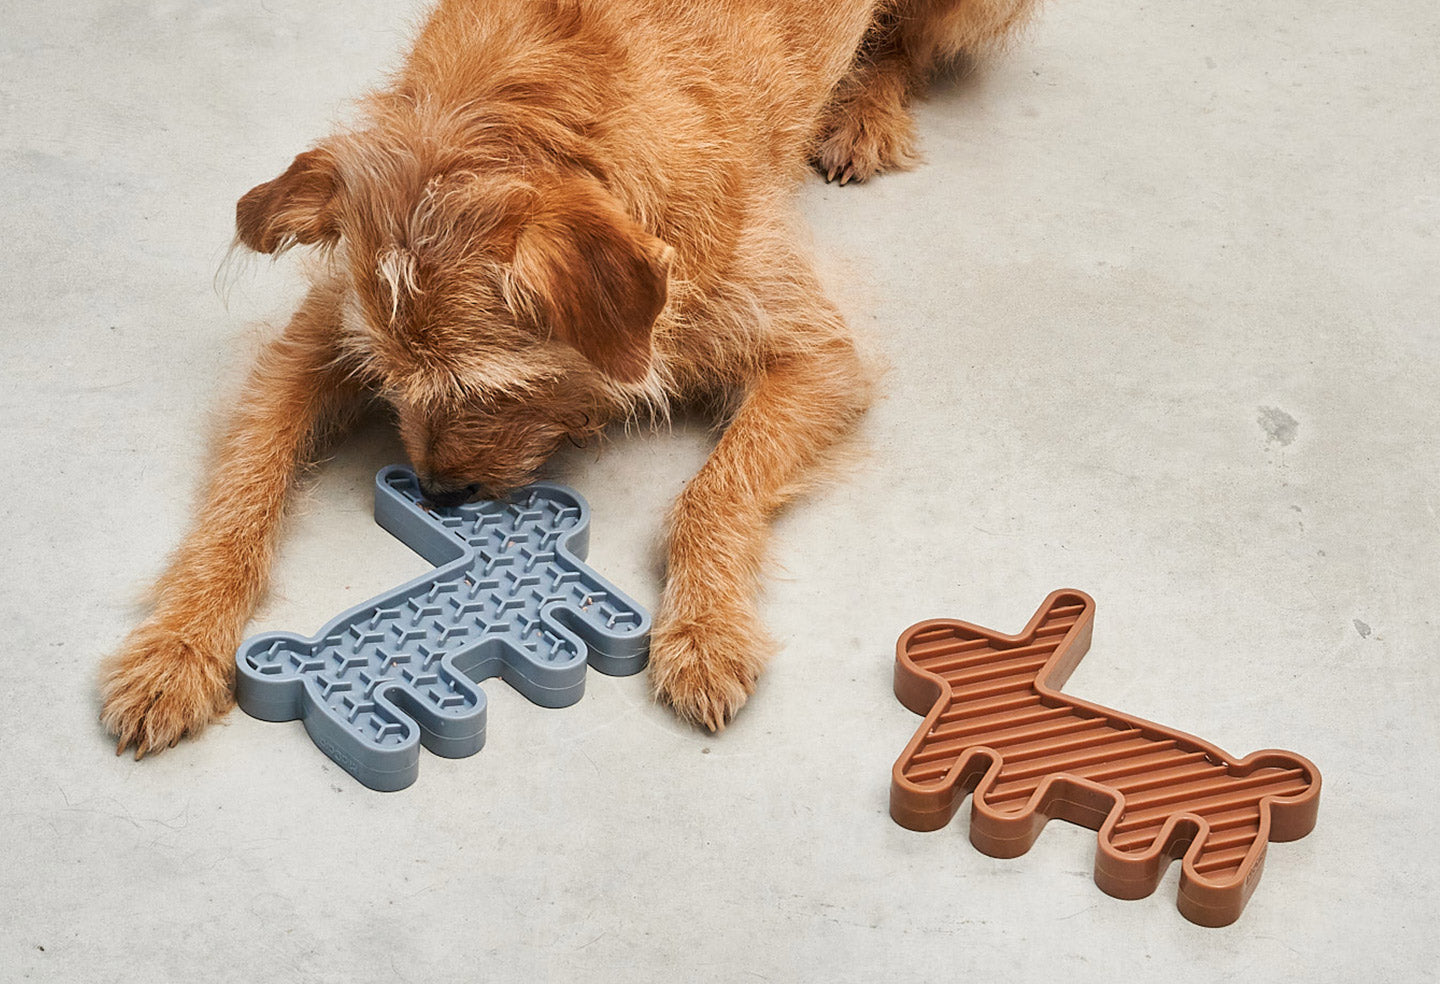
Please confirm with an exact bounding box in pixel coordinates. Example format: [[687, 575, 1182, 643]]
[[3, 0, 1437, 980]]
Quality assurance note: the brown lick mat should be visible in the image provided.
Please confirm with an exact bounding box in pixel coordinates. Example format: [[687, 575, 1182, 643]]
[[890, 589, 1320, 927]]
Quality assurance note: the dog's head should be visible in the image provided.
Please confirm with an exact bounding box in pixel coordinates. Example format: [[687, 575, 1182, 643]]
[[235, 142, 674, 503]]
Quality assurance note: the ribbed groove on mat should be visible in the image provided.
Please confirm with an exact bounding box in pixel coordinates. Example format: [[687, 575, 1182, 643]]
[[907, 636, 992, 661], [1114, 774, 1311, 831], [924, 646, 1057, 677], [1193, 845, 1258, 874], [991, 737, 1182, 783], [1121, 768, 1307, 812], [942, 707, 1084, 747], [946, 669, 1053, 702], [1001, 724, 1143, 763], [926, 704, 1072, 743], [938, 692, 1040, 723], [1111, 814, 1269, 855], [988, 756, 1219, 803], [889, 589, 1320, 927], [1203, 806, 1273, 832], [1108, 761, 1229, 795], [1200, 825, 1264, 853], [942, 654, 1055, 688], [1076, 749, 1212, 786]]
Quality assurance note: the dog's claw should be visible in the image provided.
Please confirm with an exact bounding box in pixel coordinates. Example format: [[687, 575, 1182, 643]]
[[812, 100, 919, 186], [649, 612, 766, 733], [100, 625, 234, 758]]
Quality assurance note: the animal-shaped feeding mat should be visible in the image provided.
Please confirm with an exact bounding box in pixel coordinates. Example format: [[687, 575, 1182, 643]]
[[236, 465, 650, 791], [889, 589, 1319, 926]]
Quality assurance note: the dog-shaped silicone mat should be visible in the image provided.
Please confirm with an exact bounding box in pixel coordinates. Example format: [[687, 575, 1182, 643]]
[[890, 589, 1319, 926], [235, 465, 650, 791]]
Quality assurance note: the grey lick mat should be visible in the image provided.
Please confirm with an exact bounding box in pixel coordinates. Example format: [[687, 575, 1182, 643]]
[[235, 465, 650, 790]]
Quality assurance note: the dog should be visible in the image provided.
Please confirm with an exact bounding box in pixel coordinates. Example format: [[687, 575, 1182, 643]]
[[101, 0, 1039, 755]]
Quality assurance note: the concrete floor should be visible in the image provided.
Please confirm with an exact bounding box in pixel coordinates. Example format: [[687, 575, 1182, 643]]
[[3, 0, 1437, 980]]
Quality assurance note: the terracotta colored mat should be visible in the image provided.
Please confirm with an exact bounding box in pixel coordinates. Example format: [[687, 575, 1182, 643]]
[[890, 589, 1320, 926]]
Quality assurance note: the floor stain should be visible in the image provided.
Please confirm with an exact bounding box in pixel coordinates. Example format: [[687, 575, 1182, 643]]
[[1258, 406, 1299, 446]]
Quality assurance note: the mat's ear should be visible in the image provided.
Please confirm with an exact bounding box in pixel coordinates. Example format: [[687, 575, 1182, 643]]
[[509, 180, 673, 384], [235, 149, 340, 254]]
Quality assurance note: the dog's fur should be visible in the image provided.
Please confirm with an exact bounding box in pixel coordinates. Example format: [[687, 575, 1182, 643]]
[[101, 0, 1038, 755]]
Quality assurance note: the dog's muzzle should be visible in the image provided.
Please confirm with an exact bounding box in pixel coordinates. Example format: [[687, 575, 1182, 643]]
[[417, 477, 486, 507]]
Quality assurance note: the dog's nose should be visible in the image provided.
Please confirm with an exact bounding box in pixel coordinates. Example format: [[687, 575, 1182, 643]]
[[417, 477, 486, 507]]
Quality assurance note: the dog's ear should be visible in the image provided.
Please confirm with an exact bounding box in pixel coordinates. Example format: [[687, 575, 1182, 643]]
[[509, 181, 673, 384], [235, 149, 341, 254]]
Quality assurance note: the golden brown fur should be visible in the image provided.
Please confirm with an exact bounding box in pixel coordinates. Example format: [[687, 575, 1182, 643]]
[[101, 0, 1039, 754]]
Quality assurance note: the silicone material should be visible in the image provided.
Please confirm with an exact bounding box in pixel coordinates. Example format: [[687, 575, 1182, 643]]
[[890, 590, 1319, 927], [235, 465, 650, 791]]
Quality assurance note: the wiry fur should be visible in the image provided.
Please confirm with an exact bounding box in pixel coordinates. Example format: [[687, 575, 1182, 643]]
[[101, 0, 1039, 754], [813, 0, 1040, 183]]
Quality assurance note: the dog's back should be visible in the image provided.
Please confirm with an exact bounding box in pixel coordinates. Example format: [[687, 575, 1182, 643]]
[[394, 0, 885, 177]]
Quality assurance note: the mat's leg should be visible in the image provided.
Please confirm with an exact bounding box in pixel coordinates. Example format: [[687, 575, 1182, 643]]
[[102, 283, 366, 756]]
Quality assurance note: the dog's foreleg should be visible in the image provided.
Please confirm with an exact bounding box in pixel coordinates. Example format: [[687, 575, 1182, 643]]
[[651, 332, 870, 731], [101, 285, 364, 757]]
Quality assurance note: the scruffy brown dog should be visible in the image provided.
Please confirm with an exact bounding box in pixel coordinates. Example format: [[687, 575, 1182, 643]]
[[102, 0, 1038, 755]]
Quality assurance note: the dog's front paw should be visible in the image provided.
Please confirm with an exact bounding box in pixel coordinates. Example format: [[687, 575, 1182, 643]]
[[100, 623, 235, 758], [649, 611, 771, 732], [812, 104, 919, 185]]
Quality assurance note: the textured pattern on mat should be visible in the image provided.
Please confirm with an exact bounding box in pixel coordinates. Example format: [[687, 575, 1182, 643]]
[[890, 589, 1319, 926], [235, 465, 649, 790]]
